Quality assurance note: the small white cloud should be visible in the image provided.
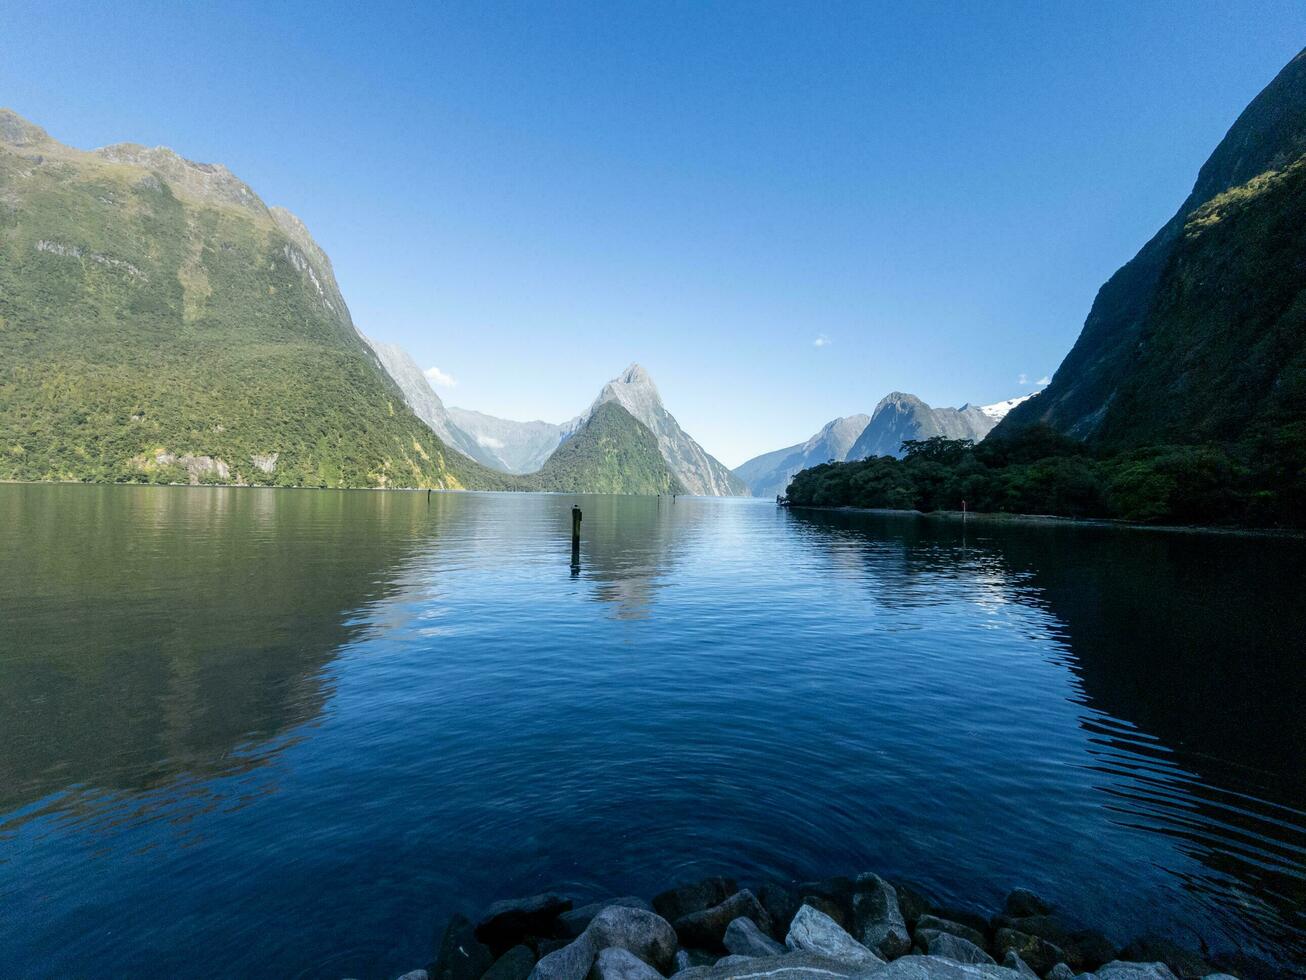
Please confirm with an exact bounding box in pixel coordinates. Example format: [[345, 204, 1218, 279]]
[[1036, 375, 1051, 386], [813, 334, 831, 348], [475, 435, 505, 449], [1018, 372, 1029, 385], [424, 365, 457, 388]]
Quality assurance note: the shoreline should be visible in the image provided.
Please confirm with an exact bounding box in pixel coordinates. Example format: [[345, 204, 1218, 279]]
[[782, 503, 1305, 540], [400, 873, 1255, 980]]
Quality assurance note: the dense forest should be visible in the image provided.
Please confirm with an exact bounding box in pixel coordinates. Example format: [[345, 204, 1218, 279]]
[[783, 427, 1306, 528]]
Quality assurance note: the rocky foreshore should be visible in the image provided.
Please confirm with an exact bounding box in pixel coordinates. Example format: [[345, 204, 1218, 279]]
[[380, 873, 1255, 980]]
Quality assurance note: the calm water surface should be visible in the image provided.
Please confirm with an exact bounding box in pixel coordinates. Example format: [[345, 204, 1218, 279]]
[[1, 485, 1303, 977]]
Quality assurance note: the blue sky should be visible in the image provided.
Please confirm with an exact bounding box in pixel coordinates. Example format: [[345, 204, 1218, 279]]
[[3, 3, 1305, 466]]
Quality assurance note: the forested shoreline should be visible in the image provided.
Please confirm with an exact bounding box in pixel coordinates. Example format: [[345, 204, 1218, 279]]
[[782, 428, 1306, 529]]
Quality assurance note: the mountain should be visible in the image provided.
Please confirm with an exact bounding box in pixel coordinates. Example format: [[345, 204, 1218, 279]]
[[847, 392, 1000, 460], [583, 364, 745, 495], [976, 394, 1034, 422], [733, 414, 870, 498], [530, 401, 682, 494], [444, 406, 568, 474], [361, 337, 503, 468], [997, 47, 1306, 448], [0, 109, 505, 489]]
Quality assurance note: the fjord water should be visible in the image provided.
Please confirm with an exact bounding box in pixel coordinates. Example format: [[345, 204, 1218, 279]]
[[1, 486, 1303, 977]]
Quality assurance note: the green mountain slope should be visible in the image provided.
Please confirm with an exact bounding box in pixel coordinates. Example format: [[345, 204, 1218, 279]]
[[0, 109, 507, 489], [529, 401, 683, 494], [997, 47, 1306, 448]]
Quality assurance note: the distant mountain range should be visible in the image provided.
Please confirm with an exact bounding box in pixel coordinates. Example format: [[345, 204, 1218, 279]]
[[372, 355, 744, 495], [734, 392, 1030, 497]]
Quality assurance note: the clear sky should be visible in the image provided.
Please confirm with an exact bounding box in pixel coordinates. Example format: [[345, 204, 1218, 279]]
[[3, 2, 1304, 466]]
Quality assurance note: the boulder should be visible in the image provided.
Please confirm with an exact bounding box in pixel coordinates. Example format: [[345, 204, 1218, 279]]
[[674, 890, 772, 949], [1093, 963, 1181, 980], [915, 930, 995, 966], [994, 916, 1115, 971], [484, 946, 538, 980], [529, 934, 597, 980], [654, 878, 738, 923], [934, 909, 993, 940], [855, 955, 1030, 979], [757, 883, 801, 939], [478, 895, 574, 952], [784, 904, 883, 970], [590, 947, 664, 980], [851, 873, 910, 959], [1044, 965, 1075, 980], [724, 917, 785, 958], [396, 972, 429, 980], [796, 878, 855, 924], [800, 894, 852, 931], [915, 915, 987, 950], [992, 929, 1065, 975], [888, 881, 935, 927], [669, 950, 879, 980], [674, 951, 693, 973], [586, 906, 678, 973], [560, 899, 654, 940], [429, 914, 495, 980], [1117, 937, 1220, 978], [714, 956, 758, 967], [1002, 952, 1039, 978], [1001, 890, 1053, 919]]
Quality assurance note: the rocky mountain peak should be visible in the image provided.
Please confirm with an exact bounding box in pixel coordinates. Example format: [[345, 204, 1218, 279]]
[[0, 108, 49, 147], [93, 142, 268, 215]]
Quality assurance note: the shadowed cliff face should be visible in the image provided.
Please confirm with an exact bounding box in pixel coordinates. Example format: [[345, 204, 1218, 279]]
[[998, 47, 1306, 445], [0, 484, 432, 815]]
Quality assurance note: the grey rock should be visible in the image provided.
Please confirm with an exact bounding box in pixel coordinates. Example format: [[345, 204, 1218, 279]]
[[590, 948, 664, 980], [477, 895, 573, 952], [675, 951, 693, 973], [784, 904, 883, 969], [1001, 890, 1054, 920], [800, 895, 852, 931], [992, 930, 1065, 975], [856, 954, 1028, 979], [934, 909, 992, 940], [1093, 963, 1181, 980], [654, 878, 739, 923], [560, 899, 655, 940], [715, 956, 759, 967], [428, 914, 494, 980], [887, 881, 935, 927], [1001, 951, 1039, 978], [484, 946, 537, 980], [669, 950, 879, 980], [1044, 965, 1075, 980], [529, 934, 598, 980], [851, 873, 911, 960], [915, 916, 987, 950], [395, 972, 430, 980], [1117, 937, 1220, 979], [996, 917, 1114, 971], [675, 890, 773, 949], [586, 906, 678, 973], [915, 930, 995, 966], [725, 917, 785, 958]]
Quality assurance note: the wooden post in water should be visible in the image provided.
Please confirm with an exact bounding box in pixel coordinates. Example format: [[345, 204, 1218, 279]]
[[570, 504, 582, 573]]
